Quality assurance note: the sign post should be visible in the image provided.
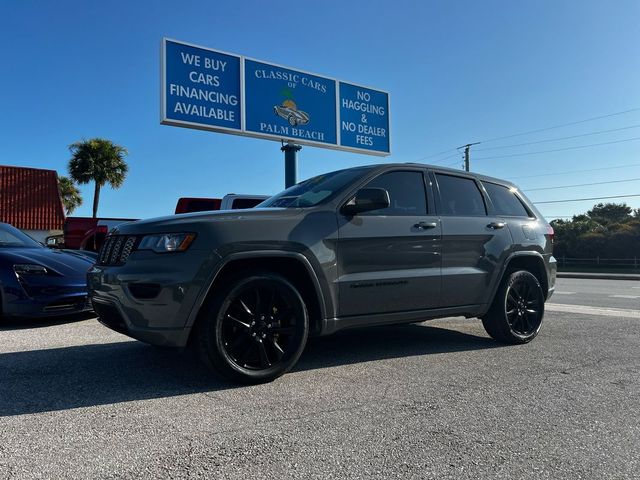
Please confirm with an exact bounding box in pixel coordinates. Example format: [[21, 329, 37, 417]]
[[161, 38, 391, 187], [281, 142, 301, 188]]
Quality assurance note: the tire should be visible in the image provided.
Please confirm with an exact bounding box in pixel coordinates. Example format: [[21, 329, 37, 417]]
[[288, 115, 297, 126], [195, 271, 309, 384], [481, 270, 545, 344]]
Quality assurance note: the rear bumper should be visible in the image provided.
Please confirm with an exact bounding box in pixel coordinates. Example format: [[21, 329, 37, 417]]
[[546, 255, 557, 300]]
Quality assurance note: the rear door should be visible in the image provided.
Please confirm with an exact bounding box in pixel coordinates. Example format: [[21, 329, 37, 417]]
[[481, 181, 538, 246], [432, 171, 512, 307], [336, 169, 442, 317]]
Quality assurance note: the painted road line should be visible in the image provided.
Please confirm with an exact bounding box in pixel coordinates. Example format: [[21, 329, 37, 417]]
[[546, 303, 640, 319], [553, 291, 576, 295], [609, 295, 640, 299]]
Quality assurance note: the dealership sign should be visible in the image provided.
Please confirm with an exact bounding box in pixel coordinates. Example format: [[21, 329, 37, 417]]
[[161, 38, 390, 156]]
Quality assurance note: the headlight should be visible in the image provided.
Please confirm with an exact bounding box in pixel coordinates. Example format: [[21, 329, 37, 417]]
[[138, 233, 196, 253], [14, 264, 49, 275]]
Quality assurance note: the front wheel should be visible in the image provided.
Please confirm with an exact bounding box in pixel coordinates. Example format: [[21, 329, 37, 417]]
[[481, 270, 545, 344], [196, 272, 309, 384]]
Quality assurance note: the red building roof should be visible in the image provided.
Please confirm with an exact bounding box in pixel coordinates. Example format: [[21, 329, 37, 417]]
[[0, 165, 65, 230]]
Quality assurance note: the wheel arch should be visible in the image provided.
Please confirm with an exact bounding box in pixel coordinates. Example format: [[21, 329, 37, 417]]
[[188, 251, 329, 342], [483, 252, 549, 316]]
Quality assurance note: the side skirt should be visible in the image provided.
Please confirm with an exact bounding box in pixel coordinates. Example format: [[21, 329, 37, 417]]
[[321, 304, 485, 335]]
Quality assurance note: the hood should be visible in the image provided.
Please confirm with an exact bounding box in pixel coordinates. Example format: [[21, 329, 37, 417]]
[[0, 247, 94, 277], [114, 207, 300, 234]]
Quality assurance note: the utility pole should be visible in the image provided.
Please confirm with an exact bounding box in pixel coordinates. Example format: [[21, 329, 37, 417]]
[[457, 142, 481, 172]]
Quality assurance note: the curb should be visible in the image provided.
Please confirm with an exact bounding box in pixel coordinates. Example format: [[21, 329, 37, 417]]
[[557, 272, 640, 281]]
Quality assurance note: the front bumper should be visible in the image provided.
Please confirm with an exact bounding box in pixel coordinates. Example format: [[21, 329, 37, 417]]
[[2, 276, 92, 318], [87, 249, 219, 347], [91, 298, 189, 347]]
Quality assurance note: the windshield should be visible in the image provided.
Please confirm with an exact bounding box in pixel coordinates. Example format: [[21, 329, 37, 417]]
[[258, 167, 372, 208], [0, 223, 43, 248]]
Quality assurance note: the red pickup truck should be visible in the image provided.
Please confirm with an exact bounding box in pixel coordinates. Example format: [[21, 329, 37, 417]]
[[47, 194, 268, 252], [61, 217, 138, 251]]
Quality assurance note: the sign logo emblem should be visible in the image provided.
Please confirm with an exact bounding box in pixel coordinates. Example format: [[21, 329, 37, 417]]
[[274, 89, 310, 127]]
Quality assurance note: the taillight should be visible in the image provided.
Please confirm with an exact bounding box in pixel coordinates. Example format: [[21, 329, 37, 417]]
[[546, 225, 554, 244], [96, 225, 109, 234]]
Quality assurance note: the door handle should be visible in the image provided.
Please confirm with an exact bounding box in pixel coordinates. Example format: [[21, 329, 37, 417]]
[[487, 222, 506, 229], [414, 221, 438, 230]]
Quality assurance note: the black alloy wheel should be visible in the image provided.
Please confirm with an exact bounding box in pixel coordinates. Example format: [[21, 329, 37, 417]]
[[505, 274, 543, 336], [197, 272, 308, 383], [481, 270, 545, 344]]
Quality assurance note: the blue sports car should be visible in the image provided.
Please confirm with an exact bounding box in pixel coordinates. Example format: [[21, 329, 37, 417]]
[[0, 222, 94, 318]]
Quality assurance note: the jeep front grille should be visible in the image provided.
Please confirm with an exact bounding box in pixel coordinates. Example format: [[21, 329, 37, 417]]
[[97, 235, 139, 266]]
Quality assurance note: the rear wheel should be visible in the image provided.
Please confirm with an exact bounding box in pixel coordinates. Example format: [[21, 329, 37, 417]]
[[196, 272, 308, 384], [481, 270, 545, 344]]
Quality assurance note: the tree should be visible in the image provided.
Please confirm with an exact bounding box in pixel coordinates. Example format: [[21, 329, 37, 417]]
[[552, 202, 640, 260], [58, 175, 82, 215], [68, 138, 128, 218], [587, 203, 632, 225]]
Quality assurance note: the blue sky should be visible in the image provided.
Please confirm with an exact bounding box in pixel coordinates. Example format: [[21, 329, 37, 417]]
[[1, 0, 639, 220]]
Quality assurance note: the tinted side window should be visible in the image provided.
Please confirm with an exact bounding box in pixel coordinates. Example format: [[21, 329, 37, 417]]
[[362, 171, 427, 216], [482, 182, 531, 217], [231, 198, 264, 209], [435, 174, 486, 216]]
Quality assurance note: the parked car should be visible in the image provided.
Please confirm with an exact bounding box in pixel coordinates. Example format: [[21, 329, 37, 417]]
[[0, 222, 94, 318], [88, 163, 557, 383]]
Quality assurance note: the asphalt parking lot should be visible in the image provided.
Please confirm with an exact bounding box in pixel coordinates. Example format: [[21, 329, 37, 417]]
[[1, 278, 639, 479]]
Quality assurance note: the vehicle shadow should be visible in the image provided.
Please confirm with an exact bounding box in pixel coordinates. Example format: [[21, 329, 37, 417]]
[[0, 312, 96, 331], [0, 322, 497, 417]]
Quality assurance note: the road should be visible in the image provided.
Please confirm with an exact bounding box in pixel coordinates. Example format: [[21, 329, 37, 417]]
[[552, 277, 640, 310], [0, 278, 638, 479]]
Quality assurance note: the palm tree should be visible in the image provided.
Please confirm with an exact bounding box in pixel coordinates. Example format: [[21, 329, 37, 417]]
[[68, 138, 128, 218], [58, 175, 83, 215]]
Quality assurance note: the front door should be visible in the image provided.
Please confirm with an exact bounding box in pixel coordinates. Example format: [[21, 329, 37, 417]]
[[336, 170, 442, 317]]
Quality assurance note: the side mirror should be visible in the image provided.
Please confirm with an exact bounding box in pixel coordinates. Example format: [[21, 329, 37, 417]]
[[342, 188, 390, 215], [45, 235, 64, 249]]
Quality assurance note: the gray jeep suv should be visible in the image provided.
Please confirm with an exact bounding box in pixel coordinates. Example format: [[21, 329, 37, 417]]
[[88, 164, 556, 383]]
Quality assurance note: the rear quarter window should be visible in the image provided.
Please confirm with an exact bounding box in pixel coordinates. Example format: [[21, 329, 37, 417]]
[[482, 182, 531, 217]]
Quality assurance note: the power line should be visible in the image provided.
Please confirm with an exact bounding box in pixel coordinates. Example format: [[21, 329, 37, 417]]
[[534, 194, 640, 205], [474, 136, 640, 161], [510, 162, 640, 180], [475, 124, 640, 152], [413, 148, 459, 162], [429, 152, 461, 165], [524, 177, 640, 192], [444, 159, 463, 167], [478, 107, 640, 144], [411, 107, 640, 165]]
